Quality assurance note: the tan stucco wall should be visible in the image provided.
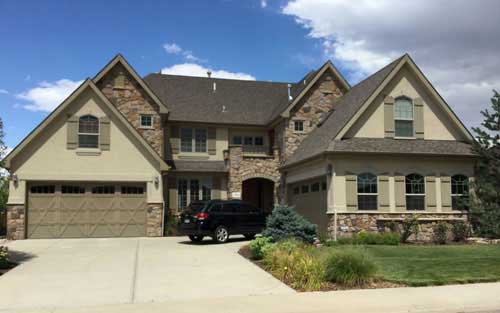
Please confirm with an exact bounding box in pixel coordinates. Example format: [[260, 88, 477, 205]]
[[8, 88, 163, 205], [329, 154, 475, 213], [172, 125, 228, 161], [345, 65, 467, 141]]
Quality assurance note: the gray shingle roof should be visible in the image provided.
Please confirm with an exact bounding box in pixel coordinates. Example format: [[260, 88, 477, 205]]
[[327, 138, 475, 156], [284, 56, 404, 166], [144, 74, 291, 125], [170, 160, 227, 173]]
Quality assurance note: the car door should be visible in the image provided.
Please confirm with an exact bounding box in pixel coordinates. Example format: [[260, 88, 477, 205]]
[[221, 202, 239, 234], [240, 202, 263, 233]]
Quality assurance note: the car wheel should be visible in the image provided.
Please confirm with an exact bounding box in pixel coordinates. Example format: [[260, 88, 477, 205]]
[[244, 234, 256, 240], [213, 226, 229, 244], [189, 235, 204, 242]]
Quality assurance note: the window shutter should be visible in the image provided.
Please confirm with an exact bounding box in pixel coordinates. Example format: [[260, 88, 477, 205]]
[[345, 175, 358, 210], [208, 128, 216, 155], [66, 115, 78, 149], [441, 175, 452, 211], [378, 175, 390, 209], [170, 126, 179, 154], [212, 176, 221, 199], [425, 175, 436, 211], [99, 116, 110, 151], [394, 175, 406, 210], [414, 97, 424, 139], [384, 96, 395, 138]]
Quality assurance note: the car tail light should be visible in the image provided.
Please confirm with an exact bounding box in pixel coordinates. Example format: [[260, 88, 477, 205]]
[[195, 213, 209, 220]]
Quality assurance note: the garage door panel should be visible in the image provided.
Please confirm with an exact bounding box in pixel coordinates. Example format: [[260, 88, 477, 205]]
[[27, 183, 147, 239]]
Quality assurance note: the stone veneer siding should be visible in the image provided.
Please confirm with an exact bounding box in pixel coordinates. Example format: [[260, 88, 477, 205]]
[[146, 203, 164, 237], [228, 145, 281, 204], [330, 213, 468, 242], [6, 205, 25, 240], [97, 63, 164, 156], [284, 72, 344, 160]]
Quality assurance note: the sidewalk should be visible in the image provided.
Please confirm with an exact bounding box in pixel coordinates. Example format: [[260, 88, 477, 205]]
[[6, 282, 500, 313]]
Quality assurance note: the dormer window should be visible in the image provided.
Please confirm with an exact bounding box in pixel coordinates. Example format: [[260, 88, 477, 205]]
[[78, 115, 99, 148], [140, 114, 153, 128], [394, 97, 414, 137]]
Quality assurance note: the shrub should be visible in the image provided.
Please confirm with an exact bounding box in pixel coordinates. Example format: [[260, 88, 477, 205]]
[[248, 236, 274, 260], [262, 206, 317, 244], [325, 249, 377, 287], [0, 246, 8, 269], [334, 232, 400, 246], [433, 222, 449, 244], [164, 213, 178, 236], [451, 221, 470, 242], [263, 240, 324, 291], [401, 215, 420, 243]]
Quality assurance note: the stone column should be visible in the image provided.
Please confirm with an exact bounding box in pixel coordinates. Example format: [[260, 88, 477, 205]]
[[228, 145, 243, 199], [146, 203, 163, 237], [7, 205, 25, 240]]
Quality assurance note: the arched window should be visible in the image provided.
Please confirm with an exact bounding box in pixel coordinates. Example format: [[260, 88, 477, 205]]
[[451, 175, 469, 210], [394, 97, 414, 137], [78, 115, 99, 148], [406, 173, 425, 210], [357, 173, 378, 210]]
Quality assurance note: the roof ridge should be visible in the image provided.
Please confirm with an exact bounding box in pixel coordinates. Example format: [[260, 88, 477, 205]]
[[145, 72, 292, 85]]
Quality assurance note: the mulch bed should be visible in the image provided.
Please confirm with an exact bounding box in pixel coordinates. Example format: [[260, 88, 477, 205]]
[[238, 245, 405, 292]]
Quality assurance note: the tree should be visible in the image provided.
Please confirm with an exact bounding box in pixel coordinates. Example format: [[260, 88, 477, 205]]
[[0, 117, 5, 169], [0, 117, 7, 223], [470, 90, 500, 238]]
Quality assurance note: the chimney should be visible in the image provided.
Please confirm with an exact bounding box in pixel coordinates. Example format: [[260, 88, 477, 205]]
[[207, 71, 212, 78], [287, 84, 292, 101]]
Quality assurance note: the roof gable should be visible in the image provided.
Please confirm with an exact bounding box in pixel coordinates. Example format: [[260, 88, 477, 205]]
[[3, 79, 169, 171], [93, 54, 169, 114]]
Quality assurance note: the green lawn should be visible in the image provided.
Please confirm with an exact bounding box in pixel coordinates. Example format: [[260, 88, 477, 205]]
[[325, 245, 500, 286]]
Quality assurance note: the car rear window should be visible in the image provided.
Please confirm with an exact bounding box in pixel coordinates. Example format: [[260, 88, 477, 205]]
[[186, 202, 207, 213]]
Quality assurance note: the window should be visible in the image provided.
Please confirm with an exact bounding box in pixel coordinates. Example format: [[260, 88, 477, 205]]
[[140, 115, 153, 128], [294, 120, 304, 133], [357, 173, 378, 210], [62, 185, 85, 194], [180, 128, 207, 153], [177, 178, 212, 209], [311, 182, 320, 192], [301, 185, 309, 193], [232, 136, 242, 145], [30, 185, 55, 194], [406, 173, 425, 210], [394, 97, 414, 137], [293, 187, 300, 195], [78, 115, 99, 148], [92, 186, 115, 194], [452, 175, 469, 210], [254, 136, 264, 146], [322, 181, 327, 191], [244, 136, 253, 145], [121, 186, 144, 194]]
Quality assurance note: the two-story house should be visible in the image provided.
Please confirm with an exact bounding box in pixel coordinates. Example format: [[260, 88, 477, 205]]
[[3, 54, 475, 240]]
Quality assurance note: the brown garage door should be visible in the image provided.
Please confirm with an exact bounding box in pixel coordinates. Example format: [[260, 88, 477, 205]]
[[27, 183, 147, 238]]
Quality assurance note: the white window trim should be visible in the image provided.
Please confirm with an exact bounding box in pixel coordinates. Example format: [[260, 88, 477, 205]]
[[293, 120, 305, 133], [356, 174, 379, 210], [78, 115, 100, 149], [394, 97, 415, 138], [139, 114, 154, 129], [180, 127, 208, 153]]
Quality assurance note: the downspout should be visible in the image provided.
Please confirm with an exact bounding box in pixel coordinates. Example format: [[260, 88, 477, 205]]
[[326, 163, 337, 241]]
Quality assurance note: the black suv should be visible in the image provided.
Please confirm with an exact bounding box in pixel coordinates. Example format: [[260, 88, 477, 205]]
[[177, 200, 267, 243]]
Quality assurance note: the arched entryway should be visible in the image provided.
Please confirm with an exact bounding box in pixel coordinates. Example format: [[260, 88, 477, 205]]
[[242, 177, 275, 212]]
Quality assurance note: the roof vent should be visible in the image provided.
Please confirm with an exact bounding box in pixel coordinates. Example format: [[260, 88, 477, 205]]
[[303, 79, 306, 85], [213, 82, 216, 93], [207, 71, 212, 78], [222, 105, 227, 112], [287, 84, 293, 101]]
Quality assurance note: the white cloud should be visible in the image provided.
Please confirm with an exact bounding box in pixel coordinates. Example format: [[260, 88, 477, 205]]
[[261, 0, 267, 8], [16, 79, 83, 112], [0, 89, 8, 94], [163, 43, 182, 54], [161, 63, 256, 80], [282, 0, 500, 129]]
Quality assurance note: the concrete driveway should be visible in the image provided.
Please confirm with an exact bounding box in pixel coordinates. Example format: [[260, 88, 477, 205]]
[[0, 237, 293, 311]]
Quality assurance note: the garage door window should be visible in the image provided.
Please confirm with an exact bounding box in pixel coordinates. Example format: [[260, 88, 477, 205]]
[[121, 186, 144, 194], [92, 186, 115, 194], [61, 185, 85, 194], [30, 185, 55, 194]]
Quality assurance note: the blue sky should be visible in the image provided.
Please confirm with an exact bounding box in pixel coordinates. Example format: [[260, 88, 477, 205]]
[[1, 0, 499, 151]]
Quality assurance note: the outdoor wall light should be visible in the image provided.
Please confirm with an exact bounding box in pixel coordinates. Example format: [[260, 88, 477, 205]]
[[11, 173, 18, 186], [154, 176, 160, 187]]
